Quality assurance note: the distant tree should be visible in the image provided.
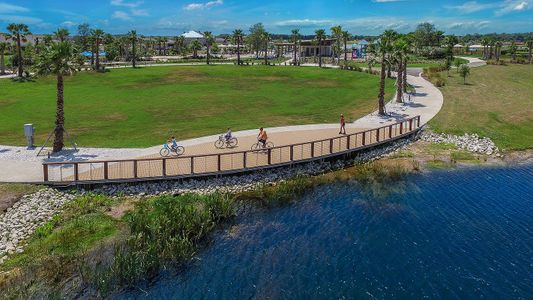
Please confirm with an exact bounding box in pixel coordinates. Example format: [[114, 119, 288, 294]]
[[341, 31, 351, 66], [6, 23, 31, 77], [156, 36, 167, 56], [232, 29, 244, 65], [495, 41, 503, 63], [190, 40, 201, 58], [454, 57, 462, 72], [413, 22, 440, 52], [249, 23, 266, 59], [54, 28, 69, 42], [174, 35, 185, 54], [443, 35, 458, 66], [77, 23, 91, 51], [314, 29, 326, 68], [262, 31, 270, 65], [35, 39, 81, 152], [204, 31, 214, 64], [393, 35, 408, 103], [91, 29, 105, 70], [481, 37, 489, 60], [509, 41, 517, 62], [290, 29, 300, 65], [330, 25, 343, 64], [527, 39, 533, 64], [128, 30, 138, 67], [459, 64, 470, 85]]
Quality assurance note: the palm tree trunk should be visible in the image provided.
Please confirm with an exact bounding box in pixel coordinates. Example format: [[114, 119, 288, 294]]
[[132, 40, 136, 68], [396, 60, 403, 103], [16, 34, 23, 77], [387, 63, 392, 78], [207, 46, 210, 65], [378, 53, 387, 116], [318, 42, 322, 67], [402, 58, 408, 93], [344, 41, 347, 65], [294, 42, 297, 64], [0, 51, 5, 75], [529, 47, 532, 64], [95, 38, 100, 70], [237, 42, 241, 65], [53, 74, 65, 153]]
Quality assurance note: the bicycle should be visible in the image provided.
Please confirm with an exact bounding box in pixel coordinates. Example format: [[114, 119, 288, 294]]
[[214, 135, 238, 149], [250, 140, 274, 152], [160, 143, 185, 157]]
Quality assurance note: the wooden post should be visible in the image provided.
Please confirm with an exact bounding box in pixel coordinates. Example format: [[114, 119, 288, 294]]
[[74, 163, 79, 181], [290, 145, 294, 161], [346, 135, 350, 150], [376, 128, 380, 142], [104, 162, 109, 179], [362, 132, 366, 145], [162, 159, 166, 177], [409, 119, 413, 131], [243, 153, 247, 168], [133, 160, 138, 178], [311, 143, 315, 157], [43, 164, 48, 182], [417, 116, 421, 128], [389, 125, 393, 139], [217, 154, 221, 171], [268, 149, 272, 165], [329, 139, 333, 153], [400, 122, 403, 134], [190, 157, 194, 174]]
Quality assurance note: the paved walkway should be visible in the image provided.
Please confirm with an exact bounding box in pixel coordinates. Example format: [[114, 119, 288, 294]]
[[0, 59, 485, 183]]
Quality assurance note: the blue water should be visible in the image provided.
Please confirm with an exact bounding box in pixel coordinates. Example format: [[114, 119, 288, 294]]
[[120, 166, 533, 299]]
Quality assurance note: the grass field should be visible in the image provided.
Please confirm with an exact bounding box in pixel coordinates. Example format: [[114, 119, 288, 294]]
[[0, 65, 394, 147], [430, 64, 533, 150]]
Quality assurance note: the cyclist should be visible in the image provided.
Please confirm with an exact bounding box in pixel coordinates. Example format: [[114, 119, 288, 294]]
[[257, 128, 268, 148], [224, 128, 232, 142], [171, 136, 178, 150]]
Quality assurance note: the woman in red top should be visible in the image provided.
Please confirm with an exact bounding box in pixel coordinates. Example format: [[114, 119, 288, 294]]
[[339, 114, 346, 134]]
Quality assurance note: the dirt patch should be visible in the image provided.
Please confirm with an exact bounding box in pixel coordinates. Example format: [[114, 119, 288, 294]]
[[106, 197, 138, 219], [100, 112, 127, 122], [164, 68, 209, 82], [0, 184, 42, 212]]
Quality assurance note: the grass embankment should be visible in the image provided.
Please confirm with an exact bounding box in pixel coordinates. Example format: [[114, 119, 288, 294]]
[[429, 64, 533, 150], [0, 160, 416, 298], [0, 65, 394, 147]]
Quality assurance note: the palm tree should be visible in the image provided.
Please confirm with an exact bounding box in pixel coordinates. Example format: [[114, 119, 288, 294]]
[[526, 39, 533, 64], [314, 29, 326, 68], [175, 36, 185, 54], [6, 23, 31, 77], [376, 30, 397, 116], [204, 31, 214, 65], [262, 32, 270, 65], [190, 40, 201, 58], [156, 36, 166, 55], [232, 29, 244, 65], [495, 41, 503, 63], [128, 30, 138, 68], [403, 33, 414, 92], [509, 41, 517, 62], [481, 38, 489, 60], [35, 40, 80, 152], [91, 29, 105, 70], [393, 36, 408, 103], [54, 28, 69, 42], [0, 40, 8, 75], [341, 31, 351, 66], [459, 64, 470, 85], [290, 29, 300, 65], [330, 25, 342, 65]]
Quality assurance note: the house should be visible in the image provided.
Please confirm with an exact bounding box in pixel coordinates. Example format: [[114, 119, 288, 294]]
[[181, 30, 205, 46], [352, 39, 369, 58], [273, 38, 336, 58]]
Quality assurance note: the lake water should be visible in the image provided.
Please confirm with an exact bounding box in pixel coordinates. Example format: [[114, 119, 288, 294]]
[[120, 166, 533, 299]]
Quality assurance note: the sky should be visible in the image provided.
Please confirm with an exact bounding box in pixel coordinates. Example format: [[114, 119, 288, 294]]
[[0, 0, 531, 36]]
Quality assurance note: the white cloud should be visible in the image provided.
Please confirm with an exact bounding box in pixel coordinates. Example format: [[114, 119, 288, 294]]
[[112, 11, 132, 21], [60, 21, 78, 28], [0, 2, 28, 13], [496, 0, 530, 15], [131, 8, 149, 16], [0, 14, 41, 24], [110, 0, 143, 8], [445, 1, 498, 13], [183, 0, 223, 11]]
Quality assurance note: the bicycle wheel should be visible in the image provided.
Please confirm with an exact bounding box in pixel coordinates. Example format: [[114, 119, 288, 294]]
[[227, 138, 238, 148], [173, 146, 185, 156], [160, 147, 170, 157], [266, 142, 274, 148], [251, 143, 260, 151], [214, 140, 225, 149]]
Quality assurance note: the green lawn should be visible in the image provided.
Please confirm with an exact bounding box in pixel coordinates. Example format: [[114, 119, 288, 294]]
[[0, 65, 393, 147], [430, 64, 533, 150]]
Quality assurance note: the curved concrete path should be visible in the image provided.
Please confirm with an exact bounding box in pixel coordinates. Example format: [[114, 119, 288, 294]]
[[0, 59, 485, 183]]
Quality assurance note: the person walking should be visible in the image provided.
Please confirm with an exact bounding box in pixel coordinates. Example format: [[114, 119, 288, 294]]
[[339, 114, 346, 135]]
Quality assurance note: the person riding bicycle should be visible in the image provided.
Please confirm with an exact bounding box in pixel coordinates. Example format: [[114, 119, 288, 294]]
[[224, 128, 232, 142], [258, 128, 268, 148], [171, 136, 178, 150]]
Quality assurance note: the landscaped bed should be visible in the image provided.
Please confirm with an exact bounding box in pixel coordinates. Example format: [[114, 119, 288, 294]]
[[0, 65, 394, 148]]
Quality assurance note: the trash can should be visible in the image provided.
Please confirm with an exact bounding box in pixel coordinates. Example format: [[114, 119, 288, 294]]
[[24, 124, 34, 149]]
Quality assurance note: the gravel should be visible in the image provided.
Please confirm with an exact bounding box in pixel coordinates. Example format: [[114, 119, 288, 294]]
[[420, 131, 500, 156]]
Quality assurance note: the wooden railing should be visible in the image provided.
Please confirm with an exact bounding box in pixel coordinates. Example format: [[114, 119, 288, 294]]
[[43, 115, 421, 184]]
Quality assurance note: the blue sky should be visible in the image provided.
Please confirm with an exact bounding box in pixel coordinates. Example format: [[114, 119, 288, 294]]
[[0, 0, 531, 35]]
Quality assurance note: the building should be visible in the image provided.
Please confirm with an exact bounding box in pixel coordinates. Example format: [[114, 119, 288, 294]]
[[352, 39, 369, 59], [273, 38, 336, 58], [181, 30, 205, 46]]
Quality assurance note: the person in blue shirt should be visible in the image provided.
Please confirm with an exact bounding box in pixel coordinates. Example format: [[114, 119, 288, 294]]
[[224, 128, 232, 142]]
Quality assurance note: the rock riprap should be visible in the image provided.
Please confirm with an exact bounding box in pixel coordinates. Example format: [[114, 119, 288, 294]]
[[420, 131, 500, 155]]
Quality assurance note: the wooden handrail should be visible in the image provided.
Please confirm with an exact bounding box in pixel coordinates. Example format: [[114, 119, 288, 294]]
[[43, 115, 422, 182]]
